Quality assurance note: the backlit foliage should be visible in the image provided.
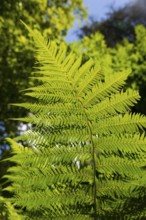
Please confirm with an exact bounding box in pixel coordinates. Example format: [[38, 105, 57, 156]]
[[3, 24, 146, 219]]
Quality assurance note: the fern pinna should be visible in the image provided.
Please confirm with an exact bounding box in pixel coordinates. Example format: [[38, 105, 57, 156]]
[[4, 24, 146, 220]]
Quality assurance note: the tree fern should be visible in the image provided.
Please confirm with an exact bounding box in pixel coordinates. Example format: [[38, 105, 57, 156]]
[[3, 24, 146, 219]]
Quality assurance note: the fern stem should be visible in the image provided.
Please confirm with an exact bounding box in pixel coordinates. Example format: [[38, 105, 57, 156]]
[[77, 100, 97, 218], [88, 121, 97, 219], [65, 71, 97, 218]]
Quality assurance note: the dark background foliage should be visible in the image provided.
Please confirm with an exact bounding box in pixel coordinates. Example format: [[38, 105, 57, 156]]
[[79, 0, 146, 47]]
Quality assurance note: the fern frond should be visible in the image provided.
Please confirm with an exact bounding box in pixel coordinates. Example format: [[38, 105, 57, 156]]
[[89, 89, 140, 118], [0, 196, 22, 220], [93, 113, 146, 135], [3, 24, 146, 219], [83, 69, 130, 106]]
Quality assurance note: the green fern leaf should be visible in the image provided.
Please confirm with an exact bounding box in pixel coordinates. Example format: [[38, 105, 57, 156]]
[[3, 24, 146, 219]]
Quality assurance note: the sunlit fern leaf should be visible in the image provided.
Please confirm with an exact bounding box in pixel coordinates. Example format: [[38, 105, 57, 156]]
[[0, 196, 22, 220], [3, 23, 146, 220]]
